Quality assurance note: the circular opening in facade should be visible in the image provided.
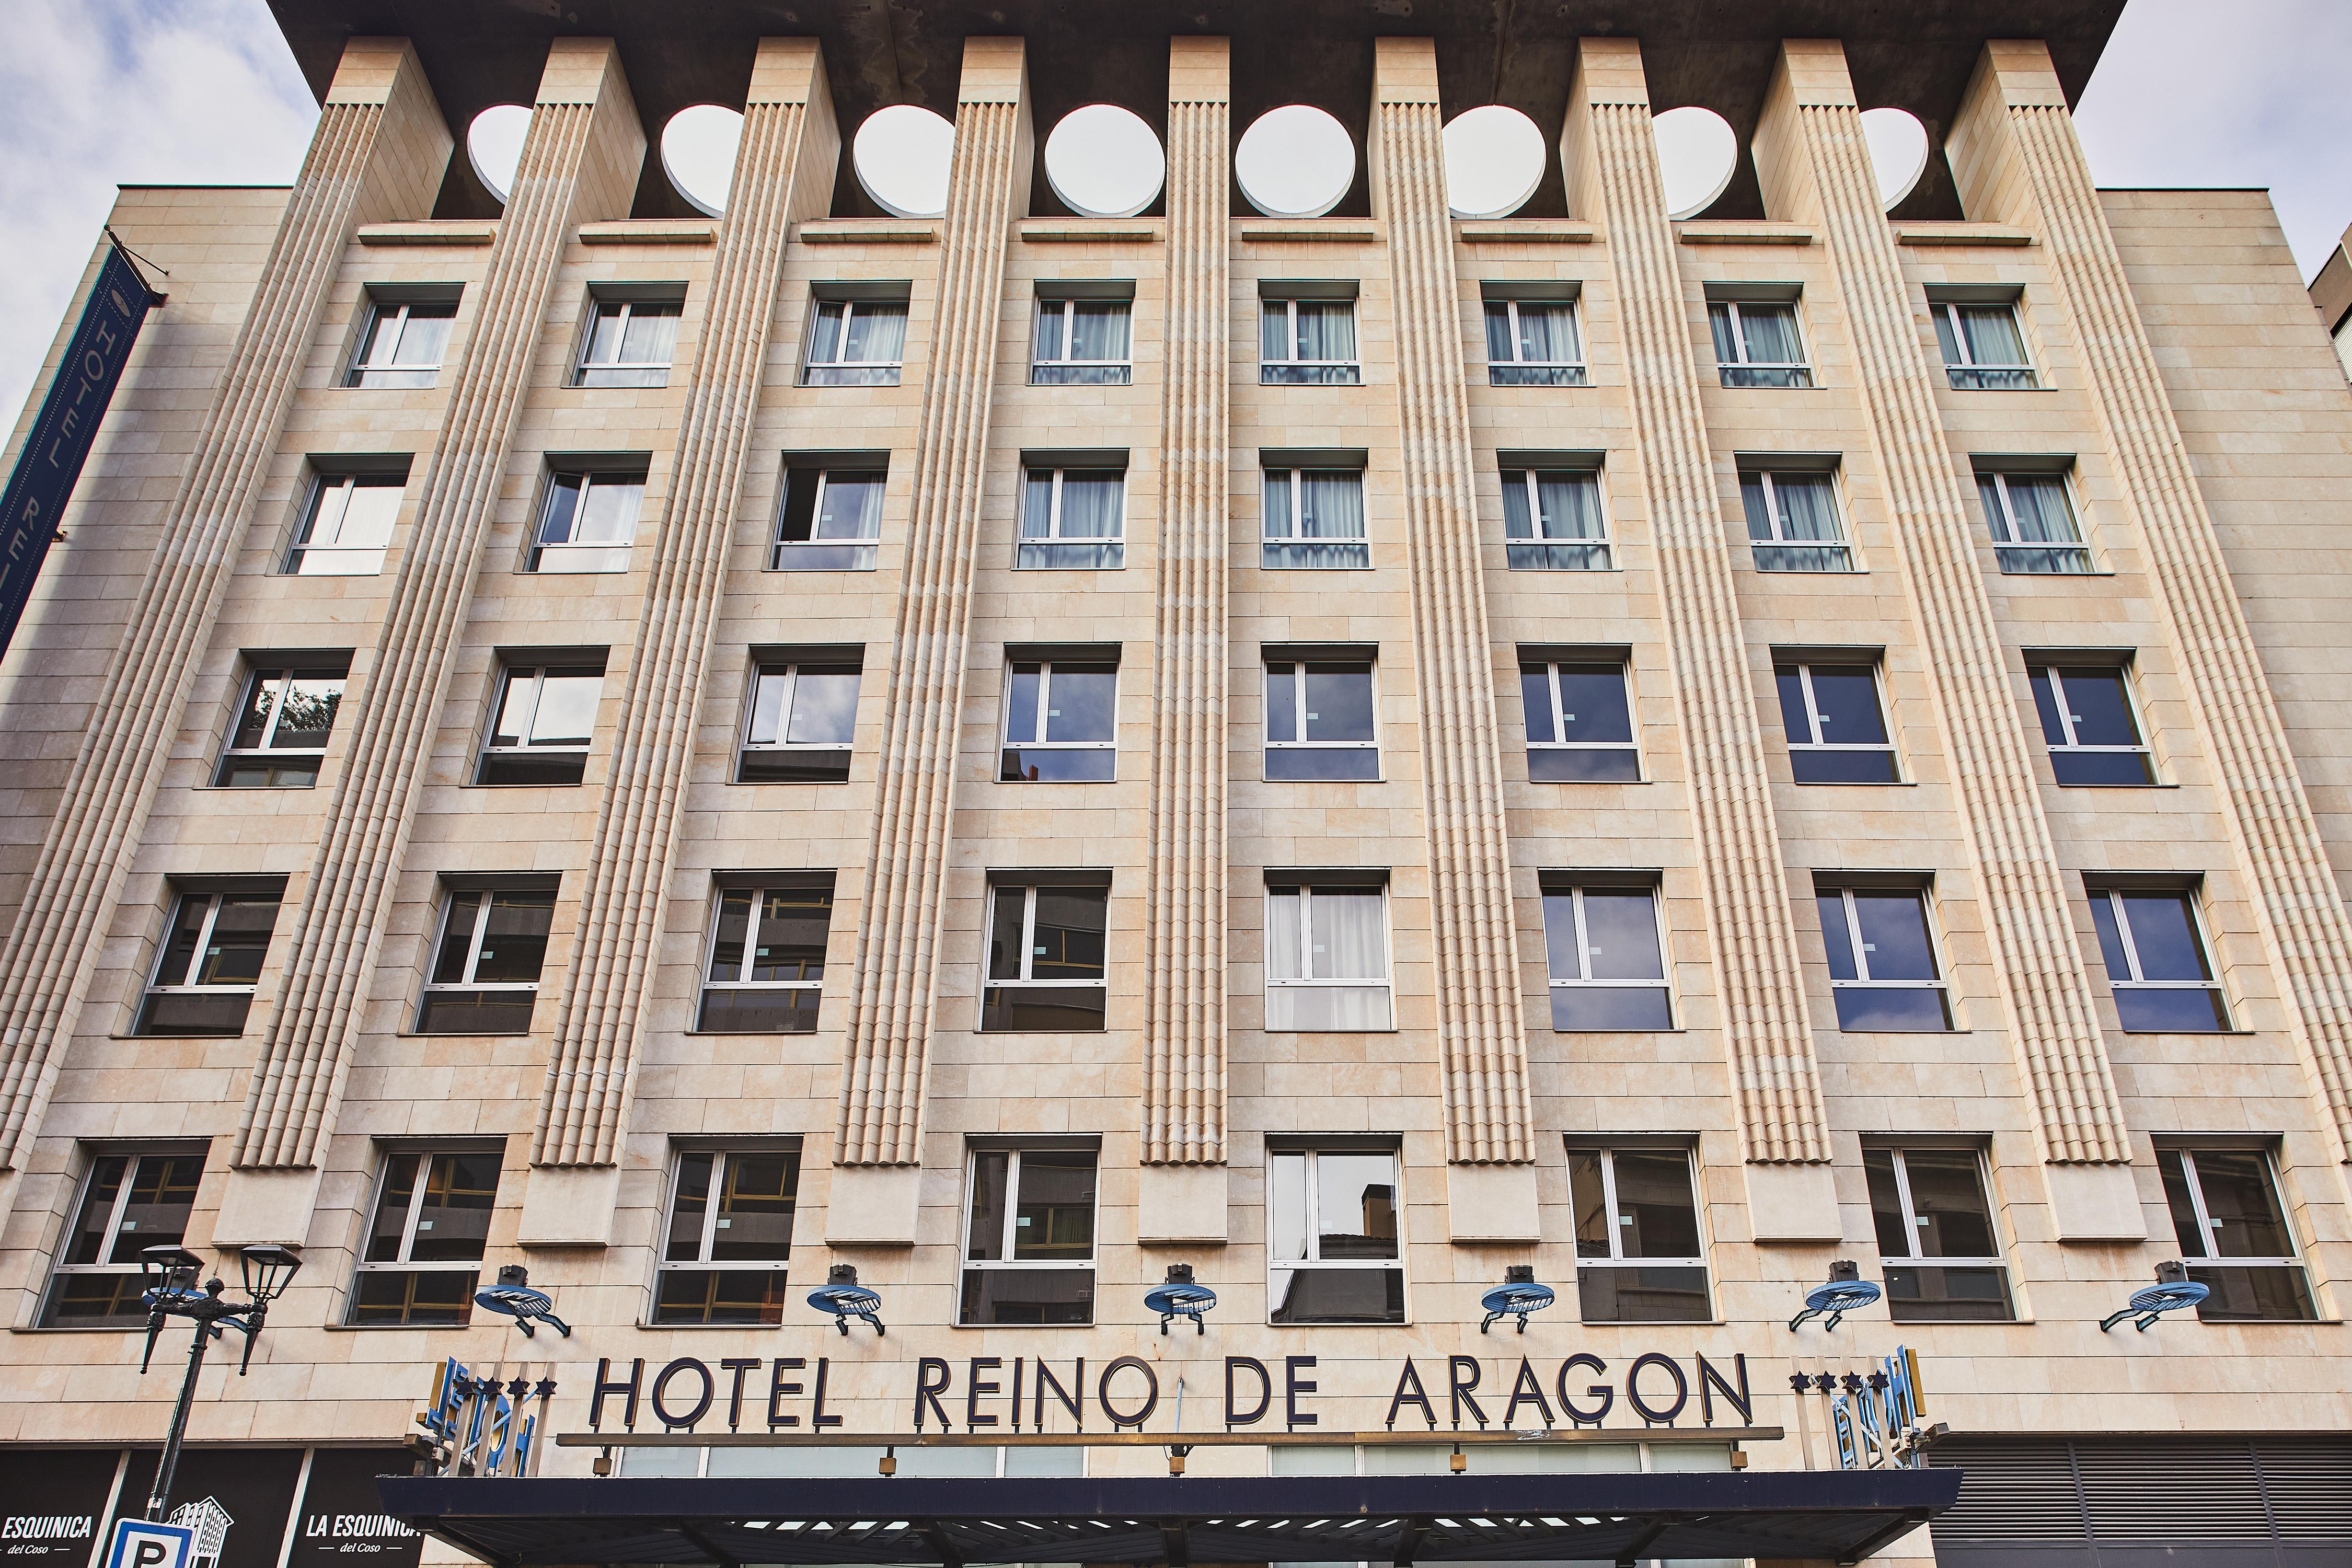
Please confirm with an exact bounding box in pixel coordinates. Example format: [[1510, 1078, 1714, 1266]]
[[1235, 104, 1355, 219], [662, 105, 744, 217], [1651, 105, 1738, 220], [467, 105, 532, 204], [1862, 106, 1931, 211], [1442, 105, 1546, 220], [1044, 104, 1166, 218], [854, 104, 956, 218]]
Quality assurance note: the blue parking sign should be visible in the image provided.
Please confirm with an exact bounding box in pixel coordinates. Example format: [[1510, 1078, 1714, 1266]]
[[103, 1518, 193, 1568]]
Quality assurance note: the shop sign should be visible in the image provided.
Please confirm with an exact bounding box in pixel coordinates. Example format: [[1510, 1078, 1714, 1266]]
[[1787, 1347, 1937, 1471], [410, 1360, 556, 1479]]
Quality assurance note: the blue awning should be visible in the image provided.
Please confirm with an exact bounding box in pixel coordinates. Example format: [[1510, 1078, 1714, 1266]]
[[379, 1468, 1960, 1566]]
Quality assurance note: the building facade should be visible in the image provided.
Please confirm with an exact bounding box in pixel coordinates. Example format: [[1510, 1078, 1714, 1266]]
[[1, 2, 2349, 1565]]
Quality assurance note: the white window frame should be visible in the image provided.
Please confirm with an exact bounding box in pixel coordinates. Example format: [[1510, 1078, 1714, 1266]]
[[1570, 1145, 1710, 1276], [1265, 1145, 1405, 1322], [345, 296, 454, 387], [656, 1149, 799, 1288], [986, 884, 1111, 1003], [287, 471, 402, 575], [44, 1152, 203, 1312], [1781, 661, 1898, 777], [1001, 659, 1118, 759], [2092, 886, 2230, 1026], [700, 886, 829, 1007], [1821, 885, 1953, 1016], [1018, 467, 1127, 566], [480, 664, 598, 779], [419, 891, 545, 1017], [351, 1149, 498, 1302], [1261, 467, 1370, 567], [1502, 468, 1612, 567], [958, 1147, 1101, 1285], [2036, 665, 2152, 775], [1979, 469, 2092, 573], [1544, 883, 1672, 1021], [1484, 299, 1588, 384], [143, 891, 262, 1012], [801, 298, 907, 382], [770, 468, 884, 570], [572, 298, 681, 386], [1032, 297, 1134, 381], [1523, 659, 1639, 776], [216, 665, 342, 785], [2165, 1147, 2308, 1275], [1711, 299, 1813, 387], [740, 661, 858, 775], [530, 468, 644, 572], [1935, 300, 2037, 389], [1263, 658, 1380, 773], [1743, 469, 1852, 571], [1263, 884, 1395, 1022], [1871, 1146, 2009, 1278], [1260, 297, 1362, 382]]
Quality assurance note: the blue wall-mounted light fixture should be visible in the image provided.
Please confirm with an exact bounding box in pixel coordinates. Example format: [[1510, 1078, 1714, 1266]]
[[1479, 1264, 1555, 1333], [808, 1263, 886, 1335], [1788, 1259, 1882, 1332], [473, 1263, 571, 1338], [2100, 1260, 2210, 1333], [1145, 1262, 1217, 1334]]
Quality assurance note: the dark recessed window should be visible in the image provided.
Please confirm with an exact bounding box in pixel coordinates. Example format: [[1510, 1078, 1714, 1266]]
[[1817, 884, 1954, 1032], [654, 1149, 799, 1324], [478, 662, 603, 786], [531, 467, 645, 573], [216, 663, 345, 788], [1542, 880, 1672, 1030], [2031, 664, 2154, 786], [1262, 467, 1368, 569], [1032, 296, 1132, 385], [349, 1148, 501, 1325], [1001, 657, 1116, 782], [1019, 466, 1125, 570], [136, 889, 281, 1036], [286, 471, 403, 575], [1501, 467, 1609, 570], [2089, 886, 2229, 1032], [1264, 658, 1377, 780], [1569, 1146, 1709, 1322], [960, 1147, 1098, 1324], [771, 467, 883, 571], [346, 295, 455, 388], [2159, 1147, 2315, 1322], [1775, 661, 1898, 783], [803, 298, 907, 386], [1978, 470, 2090, 574], [416, 888, 554, 1035], [1261, 297, 1359, 385], [1268, 1147, 1403, 1323], [738, 660, 858, 782], [573, 297, 680, 388], [40, 1152, 205, 1327], [1934, 299, 2036, 390], [1742, 468, 1850, 572], [1484, 299, 1587, 386], [982, 882, 1109, 1032], [698, 885, 831, 1033], [1710, 299, 1811, 388], [1521, 659, 1638, 781], [1866, 1146, 2014, 1322]]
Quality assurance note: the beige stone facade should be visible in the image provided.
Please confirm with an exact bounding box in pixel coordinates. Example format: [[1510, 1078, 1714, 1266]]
[[1, 9, 2349, 1565]]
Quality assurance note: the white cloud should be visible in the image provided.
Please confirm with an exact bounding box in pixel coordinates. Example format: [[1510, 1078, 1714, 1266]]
[[2076, 0, 2352, 278], [0, 0, 315, 428]]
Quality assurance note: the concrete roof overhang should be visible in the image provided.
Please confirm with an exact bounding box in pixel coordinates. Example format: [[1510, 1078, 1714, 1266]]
[[267, 0, 2126, 219]]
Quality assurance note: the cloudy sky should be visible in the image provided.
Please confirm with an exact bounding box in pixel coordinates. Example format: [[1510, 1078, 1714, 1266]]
[[3, 0, 2350, 423]]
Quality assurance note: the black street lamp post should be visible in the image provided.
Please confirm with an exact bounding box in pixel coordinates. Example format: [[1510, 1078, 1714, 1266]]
[[134, 1244, 302, 1523]]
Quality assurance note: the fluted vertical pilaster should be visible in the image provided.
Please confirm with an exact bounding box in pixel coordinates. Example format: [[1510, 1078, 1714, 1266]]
[[0, 40, 448, 1171], [1755, 41, 2131, 1172], [1953, 41, 2352, 1160], [1563, 40, 1834, 1181], [836, 39, 1031, 1167], [1143, 39, 1231, 1168], [534, 41, 839, 1170], [233, 39, 645, 1169], [1370, 41, 1531, 1169]]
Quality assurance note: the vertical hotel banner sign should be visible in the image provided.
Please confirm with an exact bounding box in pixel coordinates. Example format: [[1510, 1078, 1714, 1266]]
[[0, 243, 156, 657]]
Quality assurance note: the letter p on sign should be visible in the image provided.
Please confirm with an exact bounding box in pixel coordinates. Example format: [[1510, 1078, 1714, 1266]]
[[104, 1519, 193, 1568]]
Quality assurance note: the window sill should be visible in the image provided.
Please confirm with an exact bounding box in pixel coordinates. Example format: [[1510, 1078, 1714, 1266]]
[[1264, 1319, 1411, 1329], [731, 777, 852, 786], [197, 781, 321, 791], [1998, 569, 2117, 578], [1550, 1027, 1690, 1035], [2115, 1028, 2262, 1037], [11, 1323, 151, 1334], [1525, 776, 1653, 785], [1260, 1028, 1402, 1036], [952, 1320, 1099, 1330], [395, 1029, 536, 1039], [2049, 780, 2177, 789], [679, 1029, 822, 1037], [110, 1030, 249, 1041], [323, 1321, 475, 1332], [636, 1319, 787, 1330], [462, 780, 589, 789], [1786, 779, 1917, 788], [1576, 1317, 1722, 1328], [1835, 1028, 1974, 1036], [1886, 1316, 2033, 1327]]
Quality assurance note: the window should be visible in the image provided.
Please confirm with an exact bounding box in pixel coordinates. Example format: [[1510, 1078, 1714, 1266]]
[[1567, 1147, 1709, 1322], [135, 888, 281, 1036], [417, 886, 555, 1034], [1978, 470, 2090, 574], [802, 296, 907, 386], [1262, 466, 1368, 570], [1933, 299, 2036, 390], [216, 663, 345, 787], [478, 661, 603, 785], [1741, 468, 1850, 572], [1521, 658, 1638, 781], [1019, 465, 1125, 570], [345, 295, 455, 388], [1484, 298, 1586, 386], [350, 1148, 501, 1325], [654, 1149, 800, 1324], [1775, 661, 1898, 783], [1268, 1146, 1403, 1323], [287, 470, 402, 575], [1261, 295, 1360, 384], [1818, 884, 1953, 1032], [1865, 1146, 2013, 1322], [40, 1151, 205, 1327], [1542, 880, 1671, 1030], [2088, 885, 2229, 1032], [531, 466, 645, 573], [1032, 295, 1132, 384], [1710, 299, 1812, 388], [1264, 882, 1392, 1031], [573, 296, 681, 388], [771, 465, 883, 571], [983, 881, 1109, 1032], [1500, 467, 1609, 570], [698, 884, 833, 1033], [739, 659, 859, 782], [1001, 656, 1117, 781], [2030, 664, 2154, 786], [2158, 1147, 2315, 1322], [961, 1147, 1099, 1324], [1264, 657, 1377, 780]]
